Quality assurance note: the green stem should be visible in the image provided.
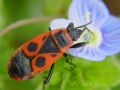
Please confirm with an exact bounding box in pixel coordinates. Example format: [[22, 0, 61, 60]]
[[0, 16, 56, 37]]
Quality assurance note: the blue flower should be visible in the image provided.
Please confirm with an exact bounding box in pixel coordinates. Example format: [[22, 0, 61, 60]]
[[50, 0, 120, 61]]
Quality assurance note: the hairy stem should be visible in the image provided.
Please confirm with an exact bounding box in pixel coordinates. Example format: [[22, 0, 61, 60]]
[[0, 16, 56, 37]]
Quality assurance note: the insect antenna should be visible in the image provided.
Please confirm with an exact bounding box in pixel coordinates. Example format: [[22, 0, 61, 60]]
[[74, 21, 92, 29], [74, 21, 93, 35], [74, 11, 93, 34], [83, 26, 93, 34]]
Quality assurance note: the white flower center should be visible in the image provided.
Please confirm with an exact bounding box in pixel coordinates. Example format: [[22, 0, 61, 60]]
[[87, 27, 102, 47], [73, 26, 102, 47]]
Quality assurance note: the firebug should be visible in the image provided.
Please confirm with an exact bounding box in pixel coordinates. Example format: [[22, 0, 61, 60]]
[[7, 22, 92, 89]]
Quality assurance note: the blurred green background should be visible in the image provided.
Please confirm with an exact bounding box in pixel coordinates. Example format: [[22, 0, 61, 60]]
[[0, 0, 120, 90]]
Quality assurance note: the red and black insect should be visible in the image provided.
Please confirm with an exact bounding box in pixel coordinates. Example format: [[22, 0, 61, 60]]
[[7, 22, 91, 89]]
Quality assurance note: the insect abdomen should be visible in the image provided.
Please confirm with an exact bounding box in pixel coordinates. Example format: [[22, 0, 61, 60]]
[[8, 50, 33, 80]]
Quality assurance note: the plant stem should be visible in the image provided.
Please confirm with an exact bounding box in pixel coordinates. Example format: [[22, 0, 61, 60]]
[[0, 16, 55, 37]]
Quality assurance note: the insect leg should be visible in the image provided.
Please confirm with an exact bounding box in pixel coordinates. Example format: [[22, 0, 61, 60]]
[[43, 63, 55, 90], [70, 42, 88, 48], [63, 53, 75, 67]]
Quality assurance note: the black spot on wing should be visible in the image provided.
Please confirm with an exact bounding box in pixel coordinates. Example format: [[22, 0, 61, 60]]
[[36, 57, 46, 67], [28, 42, 38, 52]]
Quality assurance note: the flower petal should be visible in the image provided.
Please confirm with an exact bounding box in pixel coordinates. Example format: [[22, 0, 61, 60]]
[[100, 16, 120, 55], [68, 0, 109, 27], [50, 18, 70, 30], [67, 46, 105, 61]]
